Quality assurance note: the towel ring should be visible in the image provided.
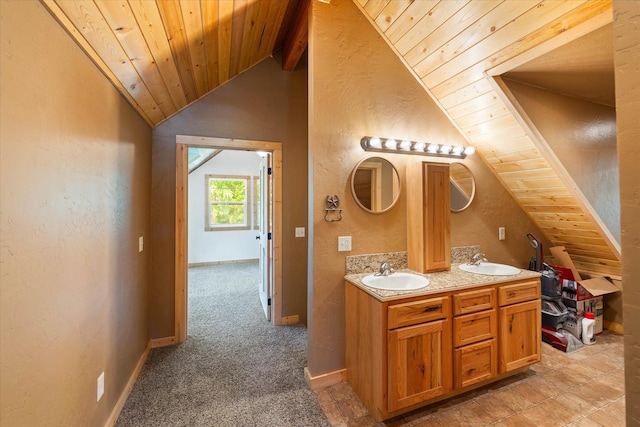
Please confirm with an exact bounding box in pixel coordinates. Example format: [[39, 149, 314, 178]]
[[324, 195, 343, 222]]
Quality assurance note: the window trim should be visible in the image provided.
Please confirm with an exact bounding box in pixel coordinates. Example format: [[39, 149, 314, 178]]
[[252, 176, 260, 230], [205, 174, 251, 231]]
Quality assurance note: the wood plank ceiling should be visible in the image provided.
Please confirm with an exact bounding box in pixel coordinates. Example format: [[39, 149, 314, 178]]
[[42, 0, 621, 278], [354, 0, 621, 278], [41, 0, 309, 127]]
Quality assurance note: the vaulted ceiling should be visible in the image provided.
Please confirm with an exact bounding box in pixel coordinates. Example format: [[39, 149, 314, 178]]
[[42, 0, 309, 127], [42, 0, 620, 278], [355, 0, 620, 278]]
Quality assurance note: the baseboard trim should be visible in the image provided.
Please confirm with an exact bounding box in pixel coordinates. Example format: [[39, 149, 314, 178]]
[[604, 320, 624, 334], [188, 258, 258, 268], [281, 315, 300, 325], [105, 340, 151, 427], [304, 367, 346, 391], [151, 336, 177, 348]]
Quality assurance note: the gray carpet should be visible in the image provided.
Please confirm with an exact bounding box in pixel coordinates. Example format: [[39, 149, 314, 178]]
[[116, 262, 329, 427]]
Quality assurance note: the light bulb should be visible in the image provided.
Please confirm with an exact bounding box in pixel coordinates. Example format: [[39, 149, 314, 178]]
[[439, 144, 452, 154], [451, 145, 464, 155], [368, 137, 381, 148], [427, 143, 439, 153], [398, 140, 411, 150], [413, 141, 425, 151], [383, 139, 397, 149], [464, 146, 476, 155]]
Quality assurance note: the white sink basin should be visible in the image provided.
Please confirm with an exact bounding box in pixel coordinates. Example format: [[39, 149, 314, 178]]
[[361, 272, 430, 291], [458, 262, 520, 276]]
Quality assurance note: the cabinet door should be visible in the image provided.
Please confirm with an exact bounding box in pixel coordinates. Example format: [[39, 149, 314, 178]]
[[499, 300, 541, 373], [406, 162, 450, 273], [388, 319, 452, 411]]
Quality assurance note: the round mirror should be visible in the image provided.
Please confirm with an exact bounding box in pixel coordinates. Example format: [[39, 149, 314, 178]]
[[350, 157, 401, 214], [450, 162, 475, 212]]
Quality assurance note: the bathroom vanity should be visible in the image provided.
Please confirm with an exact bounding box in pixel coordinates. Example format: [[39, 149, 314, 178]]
[[344, 267, 541, 421]]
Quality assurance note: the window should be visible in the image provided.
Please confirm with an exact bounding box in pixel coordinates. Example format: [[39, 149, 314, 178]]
[[253, 177, 260, 230], [205, 175, 250, 230]]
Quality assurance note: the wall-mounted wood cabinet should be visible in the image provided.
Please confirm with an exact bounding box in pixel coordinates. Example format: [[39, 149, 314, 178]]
[[406, 162, 450, 273]]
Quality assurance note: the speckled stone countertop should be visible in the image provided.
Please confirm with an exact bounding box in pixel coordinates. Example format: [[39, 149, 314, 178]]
[[344, 264, 541, 302]]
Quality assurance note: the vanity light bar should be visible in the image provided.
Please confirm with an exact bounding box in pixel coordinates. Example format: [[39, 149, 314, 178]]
[[360, 136, 475, 159]]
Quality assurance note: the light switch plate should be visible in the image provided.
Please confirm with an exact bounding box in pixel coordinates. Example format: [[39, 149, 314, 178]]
[[295, 227, 305, 238], [338, 236, 352, 252], [138, 236, 144, 252], [498, 227, 506, 241]]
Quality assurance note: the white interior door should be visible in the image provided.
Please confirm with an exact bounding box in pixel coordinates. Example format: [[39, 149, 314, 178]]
[[258, 154, 273, 321]]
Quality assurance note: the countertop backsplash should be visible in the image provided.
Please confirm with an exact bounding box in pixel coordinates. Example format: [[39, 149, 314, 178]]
[[450, 245, 481, 264], [345, 245, 481, 275], [345, 251, 408, 275]]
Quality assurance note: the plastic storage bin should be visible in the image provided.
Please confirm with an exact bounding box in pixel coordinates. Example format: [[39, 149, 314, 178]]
[[540, 264, 561, 298], [542, 299, 568, 329]]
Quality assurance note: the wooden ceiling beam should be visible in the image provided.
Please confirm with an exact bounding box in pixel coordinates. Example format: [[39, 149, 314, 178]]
[[282, 0, 309, 72]]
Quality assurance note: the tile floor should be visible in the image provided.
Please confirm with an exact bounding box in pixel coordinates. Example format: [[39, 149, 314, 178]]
[[315, 331, 626, 426]]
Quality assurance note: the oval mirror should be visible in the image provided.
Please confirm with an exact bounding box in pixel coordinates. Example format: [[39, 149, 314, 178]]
[[450, 162, 475, 212], [350, 157, 401, 214]]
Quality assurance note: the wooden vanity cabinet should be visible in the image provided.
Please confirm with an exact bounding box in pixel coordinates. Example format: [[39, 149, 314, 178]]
[[452, 288, 498, 389], [498, 280, 541, 373], [387, 297, 452, 412], [346, 278, 540, 421]]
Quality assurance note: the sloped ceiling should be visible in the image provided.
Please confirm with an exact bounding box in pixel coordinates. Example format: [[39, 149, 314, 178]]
[[354, 0, 621, 278], [42, 0, 621, 277], [41, 0, 309, 127], [504, 23, 615, 107]]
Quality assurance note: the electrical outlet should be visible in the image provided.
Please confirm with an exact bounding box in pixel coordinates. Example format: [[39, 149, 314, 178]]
[[138, 236, 144, 252], [498, 227, 506, 241], [97, 372, 104, 402], [338, 236, 352, 252], [295, 227, 305, 238]]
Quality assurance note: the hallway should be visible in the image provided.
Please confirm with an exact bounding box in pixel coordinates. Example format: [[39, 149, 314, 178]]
[[116, 263, 328, 426]]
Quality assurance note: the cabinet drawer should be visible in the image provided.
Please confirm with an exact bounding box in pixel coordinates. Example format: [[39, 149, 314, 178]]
[[498, 281, 540, 306], [454, 339, 497, 389], [453, 288, 496, 315], [453, 309, 496, 347], [388, 296, 450, 329]]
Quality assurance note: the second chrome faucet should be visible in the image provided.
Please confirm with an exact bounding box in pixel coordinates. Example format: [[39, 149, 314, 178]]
[[468, 252, 488, 266], [375, 262, 394, 276]]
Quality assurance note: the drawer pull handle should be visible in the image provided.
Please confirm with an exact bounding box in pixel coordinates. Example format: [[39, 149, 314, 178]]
[[423, 305, 441, 313], [508, 292, 516, 298]]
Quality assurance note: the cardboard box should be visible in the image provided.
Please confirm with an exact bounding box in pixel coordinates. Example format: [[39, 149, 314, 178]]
[[549, 246, 620, 335]]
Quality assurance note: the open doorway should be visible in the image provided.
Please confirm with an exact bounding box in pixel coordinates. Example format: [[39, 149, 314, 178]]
[[174, 135, 284, 344], [187, 149, 271, 328]]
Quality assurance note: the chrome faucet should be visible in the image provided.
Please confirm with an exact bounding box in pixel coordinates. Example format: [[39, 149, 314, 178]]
[[468, 253, 488, 266], [375, 262, 394, 276]]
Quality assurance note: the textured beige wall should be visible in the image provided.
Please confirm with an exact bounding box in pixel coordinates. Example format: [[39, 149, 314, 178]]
[[503, 79, 623, 325], [307, 0, 550, 376], [150, 55, 308, 337], [613, 0, 640, 424], [504, 79, 620, 244], [0, 2, 152, 426]]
